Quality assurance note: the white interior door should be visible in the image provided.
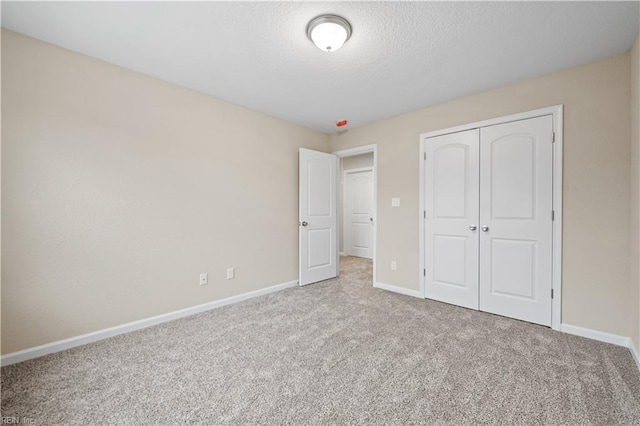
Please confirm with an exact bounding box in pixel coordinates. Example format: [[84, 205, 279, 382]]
[[346, 169, 373, 259], [479, 116, 553, 326], [424, 129, 480, 310], [299, 148, 338, 286]]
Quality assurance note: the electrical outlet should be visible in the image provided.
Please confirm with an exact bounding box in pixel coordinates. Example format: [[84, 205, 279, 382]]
[[226, 268, 235, 279], [391, 198, 400, 207], [390, 261, 397, 271], [199, 273, 208, 286]]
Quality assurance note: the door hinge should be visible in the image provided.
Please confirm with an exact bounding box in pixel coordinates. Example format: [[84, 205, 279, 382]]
[[423, 269, 426, 276], [552, 210, 555, 221], [424, 210, 426, 219], [552, 132, 556, 143], [551, 289, 554, 299], [424, 152, 427, 160]]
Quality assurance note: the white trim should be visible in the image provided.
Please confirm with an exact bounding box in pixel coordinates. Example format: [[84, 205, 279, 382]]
[[338, 251, 346, 256], [343, 167, 374, 258], [419, 105, 563, 330], [551, 106, 564, 330], [419, 137, 426, 298], [374, 281, 423, 299], [419, 105, 564, 140], [560, 323, 630, 347], [343, 166, 374, 173], [333, 144, 378, 286], [1, 280, 298, 367], [333, 144, 377, 157], [561, 324, 639, 372], [630, 341, 640, 371]]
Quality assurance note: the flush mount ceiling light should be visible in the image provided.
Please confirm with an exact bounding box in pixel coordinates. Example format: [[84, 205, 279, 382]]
[[306, 14, 352, 52]]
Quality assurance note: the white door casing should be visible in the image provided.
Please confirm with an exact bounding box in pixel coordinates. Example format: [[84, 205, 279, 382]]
[[420, 106, 562, 330], [299, 148, 338, 286], [479, 116, 553, 326], [345, 169, 374, 259], [333, 143, 378, 286], [424, 129, 480, 310]]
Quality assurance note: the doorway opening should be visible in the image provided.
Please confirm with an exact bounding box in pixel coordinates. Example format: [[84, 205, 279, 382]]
[[334, 145, 377, 287]]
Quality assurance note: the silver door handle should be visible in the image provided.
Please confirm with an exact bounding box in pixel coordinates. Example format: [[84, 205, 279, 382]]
[[469, 225, 477, 231], [301, 221, 308, 227], [481, 225, 489, 232]]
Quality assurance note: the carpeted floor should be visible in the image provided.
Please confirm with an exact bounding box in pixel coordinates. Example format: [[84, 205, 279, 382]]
[[2, 256, 640, 425]]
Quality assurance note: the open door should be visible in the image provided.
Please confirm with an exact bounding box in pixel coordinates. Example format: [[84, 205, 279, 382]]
[[299, 148, 338, 286]]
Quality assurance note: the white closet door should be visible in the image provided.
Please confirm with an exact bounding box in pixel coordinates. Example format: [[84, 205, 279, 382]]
[[479, 116, 553, 326], [425, 129, 480, 310]]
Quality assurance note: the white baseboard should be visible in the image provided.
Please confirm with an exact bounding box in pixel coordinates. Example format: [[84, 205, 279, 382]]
[[5, 283, 638, 373], [560, 323, 640, 372], [339, 252, 346, 256], [1, 280, 298, 367], [374, 281, 423, 299], [560, 323, 630, 347], [630, 340, 640, 371]]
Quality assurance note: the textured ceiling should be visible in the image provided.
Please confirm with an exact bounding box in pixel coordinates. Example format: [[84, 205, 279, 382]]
[[2, 1, 639, 133]]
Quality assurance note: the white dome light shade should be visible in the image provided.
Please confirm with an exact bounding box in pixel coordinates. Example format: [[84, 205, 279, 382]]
[[310, 22, 348, 52], [307, 15, 352, 52]]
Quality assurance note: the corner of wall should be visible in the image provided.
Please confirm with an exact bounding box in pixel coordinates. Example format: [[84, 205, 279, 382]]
[[630, 31, 640, 355]]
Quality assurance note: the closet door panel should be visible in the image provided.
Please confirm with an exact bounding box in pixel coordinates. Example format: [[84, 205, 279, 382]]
[[424, 129, 480, 310], [479, 116, 553, 326]]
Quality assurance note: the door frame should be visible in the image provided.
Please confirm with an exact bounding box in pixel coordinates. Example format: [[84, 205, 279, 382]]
[[418, 105, 563, 330], [333, 144, 378, 287], [343, 167, 374, 258]]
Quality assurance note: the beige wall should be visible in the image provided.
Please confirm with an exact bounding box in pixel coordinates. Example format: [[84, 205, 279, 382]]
[[2, 27, 639, 355], [631, 33, 640, 354], [1, 30, 329, 354], [330, 52, 632, 337], [338, 153, 374, 253], [341, 153, 374, 171]]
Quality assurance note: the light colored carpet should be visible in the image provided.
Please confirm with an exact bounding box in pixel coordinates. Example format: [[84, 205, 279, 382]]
[[2, 256, 640, 425]]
